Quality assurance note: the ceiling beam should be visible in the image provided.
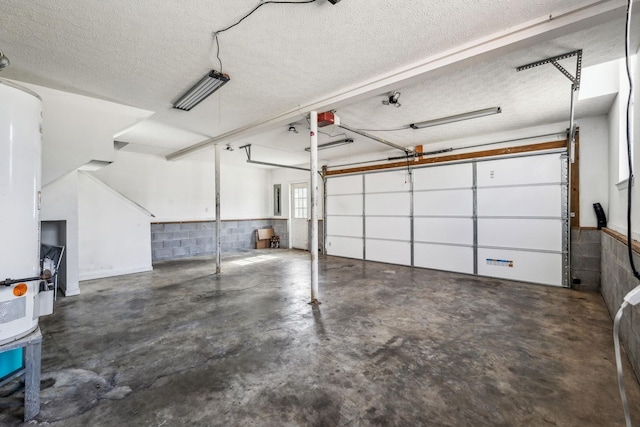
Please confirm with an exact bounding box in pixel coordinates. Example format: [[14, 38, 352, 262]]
[[166, 0, 627, 161]]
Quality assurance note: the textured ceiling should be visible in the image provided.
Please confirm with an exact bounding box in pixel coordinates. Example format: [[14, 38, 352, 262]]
[[334, 16, 637, 145], [0, 0, 635, 166]]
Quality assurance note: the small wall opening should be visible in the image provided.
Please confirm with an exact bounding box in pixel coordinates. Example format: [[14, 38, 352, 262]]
[[41, 220, 67, 296]]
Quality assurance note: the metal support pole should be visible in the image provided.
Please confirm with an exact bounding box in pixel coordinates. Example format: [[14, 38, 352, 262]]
[[362, 174, 366, 260], [322, 166, 328, 255], [472, 161, 478, 275], [215, 143, 221, 274], [310, 111, 320, 305], [569, 85, 577, 163], [0, 328, 45, 422], [409, 165, 414, 267], [566, 85, 577, 285], [562, 152, 571, 287]]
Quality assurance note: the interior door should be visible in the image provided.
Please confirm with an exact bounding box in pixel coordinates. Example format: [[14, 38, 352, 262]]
[[291, 182, 309, 250]]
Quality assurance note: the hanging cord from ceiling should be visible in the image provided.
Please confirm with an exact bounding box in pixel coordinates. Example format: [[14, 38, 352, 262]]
[[404, 152, 412, 184], [624, 1, 640, 283], [212, 0, 317, 73], [319, 130, 348, 138], [614, 2, 640, 426]]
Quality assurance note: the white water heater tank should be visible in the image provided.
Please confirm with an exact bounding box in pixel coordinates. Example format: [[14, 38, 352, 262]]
[[0, 79, 43, 345]]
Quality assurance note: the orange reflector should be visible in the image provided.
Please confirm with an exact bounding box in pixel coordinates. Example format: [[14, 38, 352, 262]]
[[13, 283, 28, 297]]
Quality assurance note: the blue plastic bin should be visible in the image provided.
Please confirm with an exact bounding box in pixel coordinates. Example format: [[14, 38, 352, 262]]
[[0, 348, 23, 379]]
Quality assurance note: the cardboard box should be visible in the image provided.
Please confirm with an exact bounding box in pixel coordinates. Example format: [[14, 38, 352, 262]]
[[256, 228, 275, 249]]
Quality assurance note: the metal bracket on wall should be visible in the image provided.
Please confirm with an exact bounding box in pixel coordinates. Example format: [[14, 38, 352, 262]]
[[516, 50, 583, 89], [516, 49, 582, 163]]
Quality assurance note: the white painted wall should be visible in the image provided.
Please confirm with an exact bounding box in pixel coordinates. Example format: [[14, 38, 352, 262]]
[[269, 167, 323, 219], [7, 80, 154, 293], [93, 150, 271, 222], [576, 116, 609, 228], [607, 55, 640, 241], [269, 167, 324, 249], [41, 169, 155, 287], [11, 80, 153, 186], [221, 161, 271, 220], [41, 172, 80, 296], [77, 172, 152, 281]]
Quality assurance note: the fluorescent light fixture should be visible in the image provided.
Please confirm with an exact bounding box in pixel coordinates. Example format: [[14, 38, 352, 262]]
[[409, 107, 501, 130], [305, 138, 354, 152], [173, 70, 230, 111]]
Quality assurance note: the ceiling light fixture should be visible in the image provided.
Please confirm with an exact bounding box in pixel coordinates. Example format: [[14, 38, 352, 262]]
[[409, 107, 502, 130], [173, 70, 230, 111], [305, 138, 354, 152], [0, 51, 9, 70], [382, 91, 401, 107], [288, 125, 298, 134]]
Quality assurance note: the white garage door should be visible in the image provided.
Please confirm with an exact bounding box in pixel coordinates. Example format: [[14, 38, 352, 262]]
[[325, 151, 568, 287], [364, 170, 412, 266], [414, 162, 475, 275], [326, 174, 364, 259], [476, 154, 566, 286]]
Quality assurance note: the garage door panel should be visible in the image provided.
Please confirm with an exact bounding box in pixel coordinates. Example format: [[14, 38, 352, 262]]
[[414, 243, 474, 274], [478, 218, 562, 251], [477, 186, 561, 217], [326, 194, 362, 216], [366, 217, 411, 241], [327, 236, 363, 259], [366, 240, 411, 266], [326, 152, 566, 287], [414, 217, 473, 245], [413, 163, 473, 190], [326, 216, 363, 238], [414, 189, 473, 216], [327, 175, 362, 195], [477, 154, 562, 186], [365, 193, 410, 216], [477, 248, 562, 286], [365, 170, 411, 193]]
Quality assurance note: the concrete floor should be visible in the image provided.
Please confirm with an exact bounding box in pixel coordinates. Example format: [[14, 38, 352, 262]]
[[1, 249, 640, 426]]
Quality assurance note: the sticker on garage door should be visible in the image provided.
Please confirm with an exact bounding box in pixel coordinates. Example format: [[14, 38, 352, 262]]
[[486, 259, 513, 268]]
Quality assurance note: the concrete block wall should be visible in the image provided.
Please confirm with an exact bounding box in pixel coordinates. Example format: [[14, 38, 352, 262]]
[[152, 219, 289, 262], [571, 228, 601, 292], [601, 230, 640, 380], [273, 219, 289, 248]]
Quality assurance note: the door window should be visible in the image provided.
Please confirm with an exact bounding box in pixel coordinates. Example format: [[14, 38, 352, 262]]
[[293, 187, 308, 219]]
